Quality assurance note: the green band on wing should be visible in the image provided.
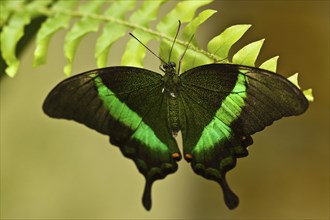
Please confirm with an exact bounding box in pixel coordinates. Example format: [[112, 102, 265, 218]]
[[93, 75, 168, 152], [193, 72, 248, 152]]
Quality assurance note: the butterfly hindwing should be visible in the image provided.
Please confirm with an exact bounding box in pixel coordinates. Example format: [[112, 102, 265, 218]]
[[43, 67, 180, 210], [179, 64, 308, 209]]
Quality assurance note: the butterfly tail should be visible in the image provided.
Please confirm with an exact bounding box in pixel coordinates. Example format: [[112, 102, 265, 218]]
[[142, 179, 153, 211], [218, 177, 239, 209]]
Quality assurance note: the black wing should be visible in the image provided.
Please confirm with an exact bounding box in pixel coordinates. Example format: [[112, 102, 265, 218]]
[[178, 63, 308, 209], [43, 67, 181, 210]]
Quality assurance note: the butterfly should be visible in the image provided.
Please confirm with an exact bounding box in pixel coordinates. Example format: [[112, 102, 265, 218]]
[[43, 29, 309, 210]]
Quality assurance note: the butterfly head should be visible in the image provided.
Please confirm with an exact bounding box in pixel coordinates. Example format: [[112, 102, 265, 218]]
[[161, 61, 177, 76]]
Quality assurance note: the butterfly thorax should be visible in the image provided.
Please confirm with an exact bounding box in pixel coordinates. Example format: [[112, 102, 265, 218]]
[[161, 62, 181, 135]]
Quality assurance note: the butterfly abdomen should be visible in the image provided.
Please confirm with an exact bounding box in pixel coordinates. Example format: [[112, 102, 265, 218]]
[[162, 72, 181, 135], [168, 96, 180, 135]]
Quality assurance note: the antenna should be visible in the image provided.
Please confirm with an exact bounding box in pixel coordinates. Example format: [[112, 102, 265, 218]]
[[168, 20, 181, 63], [129, 33, 167, 64], [177, 34, 194, 74], [129, 20, 182, 66]]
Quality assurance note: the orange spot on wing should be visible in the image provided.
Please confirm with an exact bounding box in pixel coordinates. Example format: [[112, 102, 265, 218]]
[[172, 153, 181, 161], [185, 154, 193, 162]]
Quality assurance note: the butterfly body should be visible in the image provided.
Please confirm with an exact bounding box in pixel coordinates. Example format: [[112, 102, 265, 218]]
[[43, 63, 308, 210], [161, 62, 181, 134]]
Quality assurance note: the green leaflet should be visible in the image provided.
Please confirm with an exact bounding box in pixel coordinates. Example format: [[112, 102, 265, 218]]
[[0, 0, 24, 24], [95, 1, 136, 68], [181, 9, 217, 46], [259, 56, 279, 72], [129, 0, 166, 26], [207, 24, 252, 61], [93, 75, 168, 152], [121, 0, 166, 66], [288, 73, 301, 89], [156, 0, 213, 36], [232, 39, 265, 66], [303, 89, 314, 102], [1, 7, 30, 77], [174, 9, 217, 73], [1, 0, 54, 73], [33, 1, 77, 66], [64, 1, 103, 76], [180, 48, 213, 74], [157, 0, 213, 64], [122, 31, 154, 67]]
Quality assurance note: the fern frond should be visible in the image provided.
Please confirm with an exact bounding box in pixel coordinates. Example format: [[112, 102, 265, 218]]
[[0, 0, 312, 101]]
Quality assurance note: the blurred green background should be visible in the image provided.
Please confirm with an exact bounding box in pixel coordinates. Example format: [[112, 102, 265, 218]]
[[1, 1, 329, 219]]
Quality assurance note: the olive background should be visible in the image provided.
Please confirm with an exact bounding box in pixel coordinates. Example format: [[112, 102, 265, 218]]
[[1, 1, 329, 219]]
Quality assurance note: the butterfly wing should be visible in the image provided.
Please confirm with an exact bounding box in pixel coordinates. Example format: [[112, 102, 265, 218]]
[[179, 64, 308, 209], [43, 67, 181, 210]]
